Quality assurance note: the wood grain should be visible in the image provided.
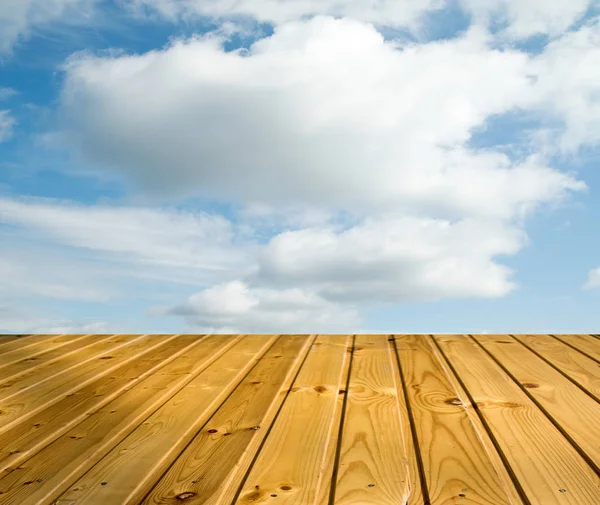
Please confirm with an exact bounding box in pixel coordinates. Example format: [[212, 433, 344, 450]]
[[332, 335, 410, 505], [513, 334, 600, 401], [0, 334, 95, 370], [0, 334, 206, 475], [0, 335, 242, 505], [0, 334, 167, 434], [473, 334, 600, 471], [552, 335, 600, 362], [436, 334, 600, 505], [54, 335, 278, 505], [397, 335, 521, 505], [141, 335, 314, 505], [234, 335, 352, 505]]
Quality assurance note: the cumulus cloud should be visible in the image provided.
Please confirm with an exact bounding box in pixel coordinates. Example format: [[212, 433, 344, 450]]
[[0, 0, 98, 54], [0, 110, 16, 142], [57, 17, 583, 220], [255, 216, 526, 302], [584, 267, 600, 289], [530, 19, 600, 151], [167, 281, 361, 333]]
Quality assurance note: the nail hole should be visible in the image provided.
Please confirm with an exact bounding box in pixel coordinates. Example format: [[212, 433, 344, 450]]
[[207, 429, 218, 433], [559, 489, 566, 493], [271, 494, 277, 497], [459, 493, 466, 497], [101, 482, 107, 486], [368, 484, 375, 488], [281, 486, 291, 491]]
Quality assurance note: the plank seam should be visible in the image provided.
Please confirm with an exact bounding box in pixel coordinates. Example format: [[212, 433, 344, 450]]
[[7, 335, 245, 503], [327, 334, 355, 505], [470, 335, 600, 477], [139, 334, 284, 504], [228, 335, 319, 505], [0, 335, 213, 476], [431, 336, 531, 505], [549, 335, 600, 365], [510, 334, 600, 405], [391, 335, 431, 505]]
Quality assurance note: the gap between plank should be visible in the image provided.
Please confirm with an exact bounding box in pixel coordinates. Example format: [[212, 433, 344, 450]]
[[509, 335, 600, 405], [391, 335, 431, 505], [469, 335, 600, 478], [431, 336, 532, 505]]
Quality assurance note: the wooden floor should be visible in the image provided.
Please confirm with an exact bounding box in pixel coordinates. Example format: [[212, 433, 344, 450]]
[[0, 334, 599, 505]]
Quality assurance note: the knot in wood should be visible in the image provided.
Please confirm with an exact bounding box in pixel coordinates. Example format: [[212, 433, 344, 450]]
[[176, 492, 197, 500], [522, 383, 539, 389]]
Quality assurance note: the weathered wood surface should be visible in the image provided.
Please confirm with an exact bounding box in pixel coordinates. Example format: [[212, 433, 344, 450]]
[[0, 334, 598, 505]]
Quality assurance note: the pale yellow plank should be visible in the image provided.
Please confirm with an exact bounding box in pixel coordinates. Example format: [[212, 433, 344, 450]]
[[398, 335, 522, 505], [141, 335, 314, 505], [0, 335, 207, 474], [315, 336, 354, 505], [0, 333, 117, 386], [0, 334, 243, 505], [333, 335, 410, 505], [552, 335, 600, 362], [389, 335, 426, 505], [0, 334, 97, 369], [0, 334, 167, 434], [514, 334, 600, 400], [437, 334, 600, 505], [55, 335, 277, 505], [473, 334, 600, 471], [234, 335, 352, 505]]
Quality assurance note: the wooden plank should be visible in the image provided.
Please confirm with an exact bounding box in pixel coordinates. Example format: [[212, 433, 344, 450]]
[[513, 334, 600, 401], [332, 335, 411, 505], [54, 334, 278, 505], [0, 334, 243, 505], [397, 335, 522, 505], [473, 334, 600, 472], [0, 334, 208, 475], [436, 334, 600, 505], [315, 336, 353, 505], [0, 334, 96, 368], [232, 334, 352, 505], [0, 334, 63, 353], [389, 335, 426, 505], [139, 335, 314, 505], [0, 335, 32, 347], [0, 334, 169, 434], [0, 333, 116, 385], [552, 335, 600, 362]]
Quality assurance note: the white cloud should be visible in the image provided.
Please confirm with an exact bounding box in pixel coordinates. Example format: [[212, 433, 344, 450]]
[[126, 0, 598, 39], [461, 0, 595, 38], [255, 216, 526, 302], [0, 0, 98, 55], [124, 0, 442, 28], [584, 267, 600, 289], [167, 281, 361, 333], [0, 88, 18, 101], [0, 197, 253, 276], [0, 110, 16, 142], [530, 20, 600, 151], [0, 304, 109, 334], [57, 18, 583, 220]]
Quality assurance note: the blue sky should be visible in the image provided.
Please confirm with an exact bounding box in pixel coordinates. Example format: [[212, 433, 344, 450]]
[[1, 0, 600, 334]]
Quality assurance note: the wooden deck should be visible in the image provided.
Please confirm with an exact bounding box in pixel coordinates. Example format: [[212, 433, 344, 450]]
[[0, 334, 599, 505]]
